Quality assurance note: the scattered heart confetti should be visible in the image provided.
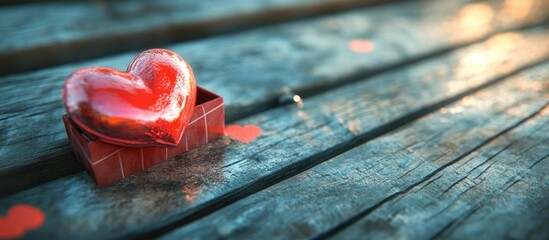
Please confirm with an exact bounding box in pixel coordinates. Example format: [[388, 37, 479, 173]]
[[349, 39, 375, 53], [225, 125, 261, 144], [0, 205, 45, 239]]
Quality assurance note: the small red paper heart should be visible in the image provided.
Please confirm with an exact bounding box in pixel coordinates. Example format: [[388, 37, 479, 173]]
[[0, 205, 45, 239], [63, 49, 197, 147], [225, 125, 261, 144]]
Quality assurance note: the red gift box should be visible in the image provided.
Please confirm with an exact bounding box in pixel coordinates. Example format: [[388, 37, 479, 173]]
[[63, 86, 224, 187]]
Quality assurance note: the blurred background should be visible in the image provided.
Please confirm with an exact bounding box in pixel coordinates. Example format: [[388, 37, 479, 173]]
[[1, 0, 548, 77], [0, 0, 394, 75]]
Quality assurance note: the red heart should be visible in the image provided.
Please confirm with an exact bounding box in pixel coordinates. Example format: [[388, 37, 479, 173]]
[[63, 49, 197, 147], [225, 125, 261, 144], [0, 205, 45, 238]]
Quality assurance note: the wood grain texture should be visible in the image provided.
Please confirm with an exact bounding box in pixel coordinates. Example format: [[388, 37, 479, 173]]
[[160, 62, 549, 240], [1, 26, 549, 239], [3, 0, 549, 75], [2, 0, 549, 195], [0, 0, 393, 75], [331, 112, 549, 240]]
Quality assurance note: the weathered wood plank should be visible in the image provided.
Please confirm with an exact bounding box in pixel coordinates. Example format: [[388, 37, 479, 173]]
[[1, 26, 549, 239], [160, 62, 549, 240], [4, 0, 549, 76], [2, 0, 549, 195], [0, 0, 393, 75], [432, 155, 549, 240], [331, 114, 549, 239]]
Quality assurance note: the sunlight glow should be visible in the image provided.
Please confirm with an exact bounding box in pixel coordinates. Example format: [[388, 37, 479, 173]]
[[505, 0, 534, 19]]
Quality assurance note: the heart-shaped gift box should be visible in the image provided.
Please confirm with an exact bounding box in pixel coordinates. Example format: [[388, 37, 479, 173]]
[[62, 49, 225, 187]]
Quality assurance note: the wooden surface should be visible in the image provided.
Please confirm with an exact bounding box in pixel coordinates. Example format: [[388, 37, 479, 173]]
[[0, 0, 392, 75], [0, 0, 548, 239], [2, 25, 549, 240], [161, 63, 549, 239], [3, 0, 549, 196]]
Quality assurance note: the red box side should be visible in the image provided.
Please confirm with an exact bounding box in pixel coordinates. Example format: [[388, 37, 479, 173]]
[[62, 86, 225, 187]]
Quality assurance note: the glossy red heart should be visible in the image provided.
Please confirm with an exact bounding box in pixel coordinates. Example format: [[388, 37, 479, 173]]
[[225, 125, 262, 144], [63, 49, 197, 147]]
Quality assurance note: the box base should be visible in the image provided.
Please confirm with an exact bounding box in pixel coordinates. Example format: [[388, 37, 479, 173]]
[[63, 86, 225, 187]]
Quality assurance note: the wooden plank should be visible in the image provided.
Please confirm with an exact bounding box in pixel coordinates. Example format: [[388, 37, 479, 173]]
[[330, 115, 549, 239], [0, 0, 393, 75], [2, 0, 549, 195], [4, 0, 549, 76], [431, 155, 549, 239], [160, 63, 549, 240], [1, 26, 549, 239]]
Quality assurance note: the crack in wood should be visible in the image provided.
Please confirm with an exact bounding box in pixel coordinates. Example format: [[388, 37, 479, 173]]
[[314, 103, 548, 239]]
